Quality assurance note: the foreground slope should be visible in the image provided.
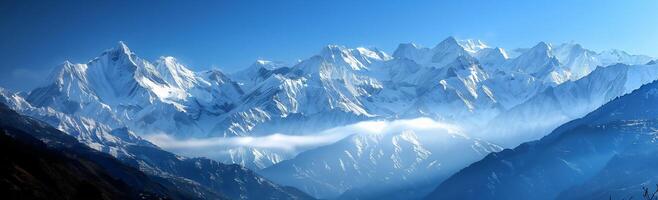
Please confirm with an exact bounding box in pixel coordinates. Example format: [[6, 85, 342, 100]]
[[426, 80, 658, 200], [0, 103, 203, 200]]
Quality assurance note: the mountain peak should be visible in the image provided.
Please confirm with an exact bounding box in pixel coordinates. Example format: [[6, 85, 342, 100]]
[[533, 41, 552, 51], [38, 59, 91, 92], [314, 45, 386, 71], [536, 41, 550, 48], [96, 41, 137, 64], [503, 41, 563, 80], [429, 37, 473, 67], [474, 47, 509, 68], [444, 36, 458, 43], [61, 60, 74, 67], [233, 59, 286, 79], [52, 60, 85, 76], [392, 42, 428, 60], [156, 56, 187, 69], [251, 59, 285, 70], [161, 55, 176, 61], [115, 41, 133, 55], [571, 43, 584, 50], [55, 60, 81, 74], [602, 49, 625, 54], [434, 36, 461, 50], [554, 42, 591, 56], [494, 47, 510, 59], [255, 59, 270, 65], [321, 44, 346, 51], [396, 42, 419, 50], [521, 41, 554, 59], [352, 47, 391, 62], [319, 44, 349, 58], [458, 39, 490, 54], [154, 56, 197, 90]]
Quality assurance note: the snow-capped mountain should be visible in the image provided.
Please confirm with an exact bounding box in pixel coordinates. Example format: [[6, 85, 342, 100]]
[[392, 37, 481, 67], [26, 42, 246, 138], [213, 45, 391, 138], [458, 39, 490, 54], [501, 43, 651, 83], [375, 38, 548, 124], [401, 55, 501, 124], [551, 43, 655, 81], [503, 42, 570, 85], [474, 47, 509, 69], [426, 79, 658, 200], [232, 60, 289, 91], [552, 42, 601, 79], [598, 49, 654, 66]]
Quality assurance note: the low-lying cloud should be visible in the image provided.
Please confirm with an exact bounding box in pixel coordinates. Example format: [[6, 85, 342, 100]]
[[144, 117, 464, 159], [145, 132, 348, 152]]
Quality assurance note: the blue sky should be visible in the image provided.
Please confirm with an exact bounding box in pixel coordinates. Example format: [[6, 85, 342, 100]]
[[1, 0, 657, 91]]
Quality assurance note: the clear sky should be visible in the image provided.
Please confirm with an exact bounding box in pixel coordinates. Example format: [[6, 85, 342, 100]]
[[1, 0, 657, 91]]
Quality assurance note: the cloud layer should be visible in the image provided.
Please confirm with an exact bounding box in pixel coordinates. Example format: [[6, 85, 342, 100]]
[[144, 117, 464, 159]]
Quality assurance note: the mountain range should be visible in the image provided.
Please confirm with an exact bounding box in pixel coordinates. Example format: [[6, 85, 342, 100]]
[[1, 36, 657, 199]]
